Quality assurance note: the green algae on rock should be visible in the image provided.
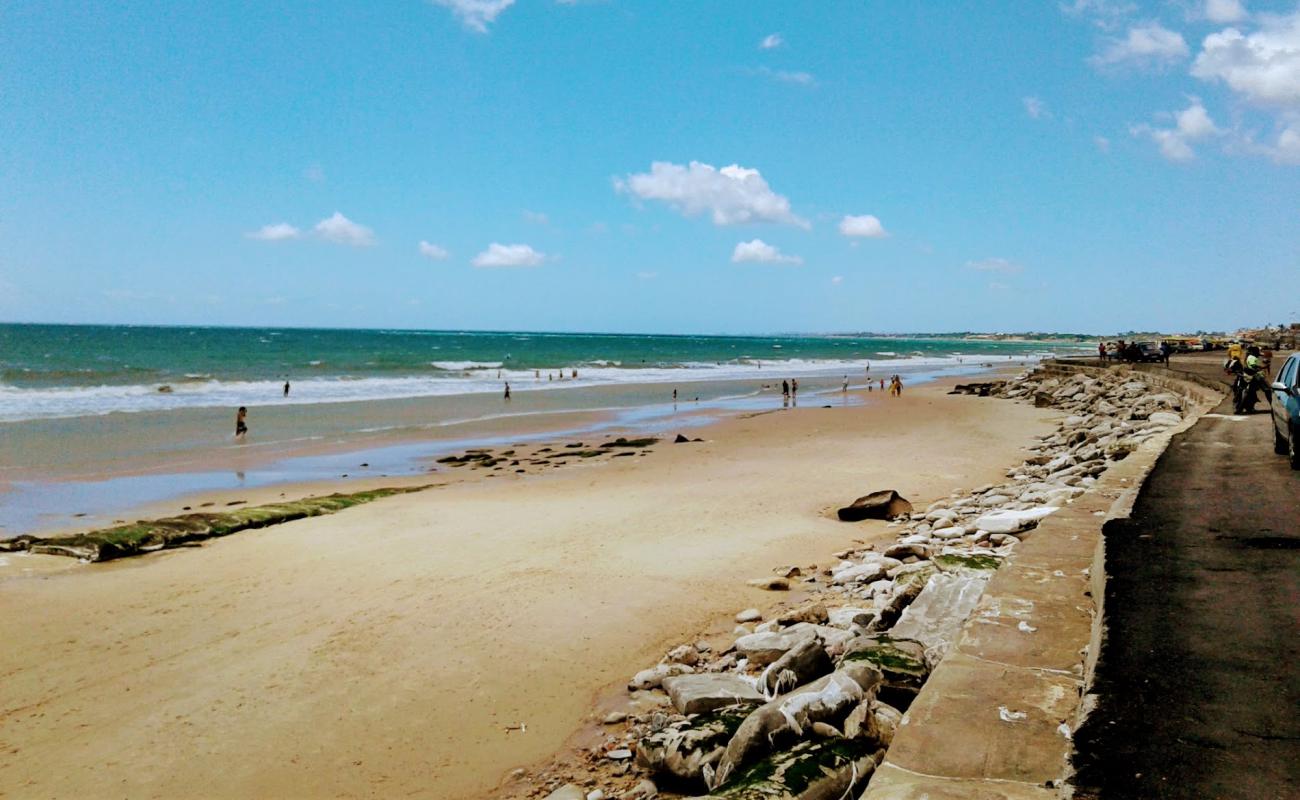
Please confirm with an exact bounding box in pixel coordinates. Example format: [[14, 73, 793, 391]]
[[709, 738, 880, 799], [0, 486, 430, 562]]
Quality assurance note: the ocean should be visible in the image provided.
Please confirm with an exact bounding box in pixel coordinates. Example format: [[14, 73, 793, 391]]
[[0, 324, 1083, 423]]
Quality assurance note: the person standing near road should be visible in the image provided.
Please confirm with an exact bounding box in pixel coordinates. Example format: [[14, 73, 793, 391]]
[[1160, 341, 1171, 365]]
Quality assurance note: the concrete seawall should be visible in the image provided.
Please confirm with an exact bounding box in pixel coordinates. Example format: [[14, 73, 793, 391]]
[[862, 363, 1224, 799]]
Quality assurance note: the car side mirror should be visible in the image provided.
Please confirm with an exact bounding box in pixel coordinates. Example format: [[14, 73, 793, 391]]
[[1272, 381, 1290, 393]]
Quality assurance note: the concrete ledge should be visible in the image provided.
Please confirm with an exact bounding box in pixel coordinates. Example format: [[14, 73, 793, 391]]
[[862, 365, 1224, 799]]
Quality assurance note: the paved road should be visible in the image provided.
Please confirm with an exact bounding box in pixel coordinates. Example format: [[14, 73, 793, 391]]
[[1071, 357, 1300, 799]]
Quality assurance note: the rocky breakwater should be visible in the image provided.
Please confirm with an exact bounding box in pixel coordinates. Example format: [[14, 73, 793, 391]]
[[530, 367, 1196, 800]]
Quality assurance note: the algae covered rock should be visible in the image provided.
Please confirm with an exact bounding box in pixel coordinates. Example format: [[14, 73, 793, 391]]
[[707, 738, 880, 799], [636, 706, 752, 789], [837, 635, 929, 700]]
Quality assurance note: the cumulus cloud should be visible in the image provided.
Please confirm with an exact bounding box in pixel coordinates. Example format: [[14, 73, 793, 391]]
[[760, 33, 784, 49], [1091, 22, 1189, 69], [1023, 96, 1052, 119], [616, 161, 809, 228], [418, 241, 450, 260], [314, 212, 375, 246], [1131, 98, 1222, 161], [247, 222, 301, 241], [1061, 0, 1138, 30], [1204, 0, 1248, 24], [472, 242, 545, 268], [1095, 134, 1113, 152], [966, 257, 1024, 274], [431, 0, 515, 32], [838, 214, 889, 238], [731, 239, 802, 265], [1192, 12, 1300, 108]]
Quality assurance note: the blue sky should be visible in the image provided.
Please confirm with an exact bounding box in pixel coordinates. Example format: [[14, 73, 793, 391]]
[[1, 0, 1297, 334]]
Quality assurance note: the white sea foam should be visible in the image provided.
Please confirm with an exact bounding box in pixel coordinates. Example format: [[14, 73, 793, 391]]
[[0, 352, 1058, 423]]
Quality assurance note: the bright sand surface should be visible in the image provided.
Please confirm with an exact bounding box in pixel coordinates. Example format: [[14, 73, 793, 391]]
[[0, 381, 1057, 798]]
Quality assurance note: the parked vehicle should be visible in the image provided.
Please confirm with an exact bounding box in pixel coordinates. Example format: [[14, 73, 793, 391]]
[[1271, 353, 1300, 469], [1135, 342, 1165, 363]]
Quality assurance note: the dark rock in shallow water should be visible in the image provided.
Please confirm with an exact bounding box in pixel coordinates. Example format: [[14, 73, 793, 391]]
[[836, 490, 913, 522], [675, 434, 691, 443]]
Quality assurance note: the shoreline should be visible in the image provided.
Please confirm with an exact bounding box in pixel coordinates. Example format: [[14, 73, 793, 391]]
[[0, 375, 1058, 798], [1, 363, 1023, 540]]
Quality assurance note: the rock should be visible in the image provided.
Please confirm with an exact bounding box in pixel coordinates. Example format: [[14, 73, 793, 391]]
[[810, 721, 842, 738], [708, 738, 878, 799], [890, 572, 993, 662], [662, 674, 765, 715], [973, 506, 1059, 534], [830, 561, 887, 585], [836, 490, 914, 522], [883, 543, 928, 560], [977, 493, 1013, 507], [761, 635, 832, 696], [776, 602, 828, 626], [827, 606, 875, 629], [872, 702, 904, 747], [1148, 410, 1181, 426], [931, 552, 1002, 576], [838, 635, 929, 701], [929, 525, 966, 540], [587, 790, 606, 800], [544, 785, 586, 800], [603, 711, 628, 725], [635, 706, 752, 787], [664, 644, 701, 666], [735, 608, 762, 623], [674, 434, 690, 443], [746, 577, 790, 591], [607, 749, 633, 760], [629, 662, 694, 691], [734, 628, 816, 666], [628, 779, 658, 799], [841, 699, 882, 743]]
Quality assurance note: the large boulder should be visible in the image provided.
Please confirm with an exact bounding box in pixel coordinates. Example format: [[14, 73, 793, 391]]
[[760, 635, 832, 696], [734, 628, 816, 666], [636, 706, 752, 789], [663, 674, 764, 715], [708, 738, 880, 799], [836, 490, 913, 522], [889, 572, 992, 662], [838, 635, 929, 702]]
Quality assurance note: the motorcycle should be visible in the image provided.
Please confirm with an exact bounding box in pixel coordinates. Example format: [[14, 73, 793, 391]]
[[1226, 357, 1268, 414]]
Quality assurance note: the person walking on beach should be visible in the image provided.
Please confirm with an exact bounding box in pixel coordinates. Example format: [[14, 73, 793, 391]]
[[791, 378, 798, 399], [235, 406, 248, 439], [283, 379, 290, 397], [879, 378, 885, 391], [1098, 342, 1107, 362], [842, 376, 849, 393], [504, 382, 511, 400], [781, 379, 790, 399], [672, 388, 678, 402], [889, 375, 903, 397]]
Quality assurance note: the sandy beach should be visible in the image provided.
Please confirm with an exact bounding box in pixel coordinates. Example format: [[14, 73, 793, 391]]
[[0, 381, 1057, 798]]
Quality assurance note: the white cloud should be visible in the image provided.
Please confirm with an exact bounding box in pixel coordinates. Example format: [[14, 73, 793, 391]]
[[838, 214, 889, 238], [1131, 98, 1221, 161], [1061, 0, 1138, 30], [418, 241, 450, 260], [749, 66, 816, 86], [472, 242, 545, 268], [1091, 22, 1189, 69], [313, 212, 375, 246], [760, 33, 784, 49], [1204, 0, 1247, 24], [831, 275, 844, 285], [247, 222, 301, 241], [431, 0, 515, 32], [1272, 123, 1300, 163], [1094, 134, 1113, 152], [1023, 96, 1052, 119], [966, 257, 1024, 274], [731, 239, 802, 265], [616, 161, 809, 228], [522, 209, 549, 224], [1192, 12, 1300, 108]]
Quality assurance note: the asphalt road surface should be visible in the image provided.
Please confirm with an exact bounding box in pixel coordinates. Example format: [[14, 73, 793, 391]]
[[1071, 356, 1300, 799]]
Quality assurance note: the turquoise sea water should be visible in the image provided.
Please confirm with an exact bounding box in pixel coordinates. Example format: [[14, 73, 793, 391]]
[[0, 324, 1083, 422]]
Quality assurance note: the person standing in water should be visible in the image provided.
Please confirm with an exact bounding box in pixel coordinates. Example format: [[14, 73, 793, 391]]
[[235, 406, 248, 439], [672, 388, 678, 402], [504, 382, 511, 400], [283, 379, 290, 397], [842, 376, 849, 393], [781, 379, 790, 400], [791, 378, 799, 398]]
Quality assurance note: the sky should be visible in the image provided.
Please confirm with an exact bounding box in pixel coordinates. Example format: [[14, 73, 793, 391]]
[[1, 0, 1298, 335]]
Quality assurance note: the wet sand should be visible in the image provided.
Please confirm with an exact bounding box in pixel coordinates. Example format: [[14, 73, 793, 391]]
[[0, 380, 1057, 799]]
